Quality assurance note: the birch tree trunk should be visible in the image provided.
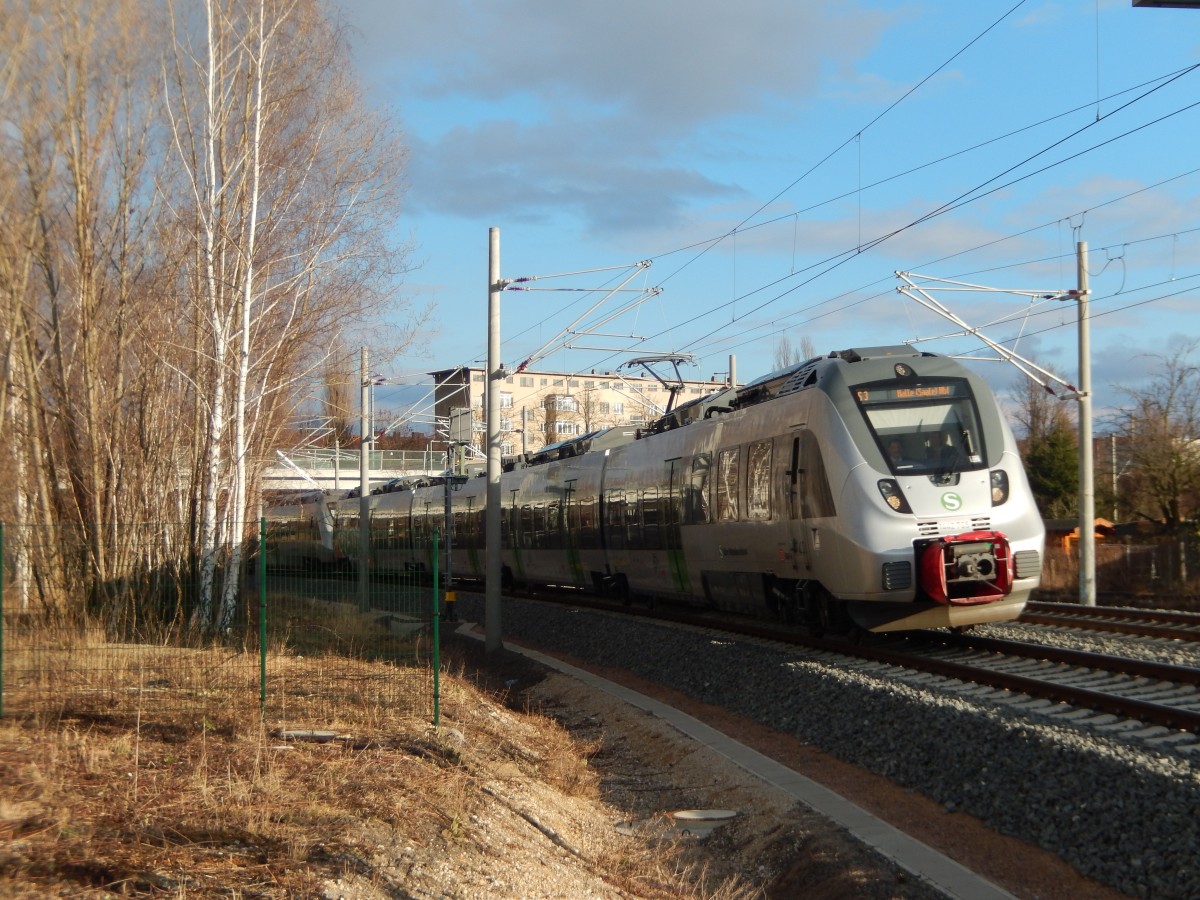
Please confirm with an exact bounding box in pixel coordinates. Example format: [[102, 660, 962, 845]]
[[218, 0, 270, 631]]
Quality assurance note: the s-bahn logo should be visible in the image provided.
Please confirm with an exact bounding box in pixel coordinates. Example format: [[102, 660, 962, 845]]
[[940, 492, 963, 511]]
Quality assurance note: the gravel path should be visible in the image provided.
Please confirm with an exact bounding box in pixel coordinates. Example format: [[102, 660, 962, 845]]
[[454, 594, 1200, 900]]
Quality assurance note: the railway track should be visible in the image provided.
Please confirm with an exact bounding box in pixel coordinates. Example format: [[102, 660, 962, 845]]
[[840, 631, 1200, 736], [1021, 600, 1200, 642], [505, 586, 1200, 738]]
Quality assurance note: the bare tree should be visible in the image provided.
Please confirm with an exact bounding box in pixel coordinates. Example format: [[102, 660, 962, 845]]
[[163, 0, 416, 629], [319, 344, 357, 449], [1008, 373, 1075, 444], [1, 0, 171, 617], [773, 333, 817, 370], [1113, 341, 1200, 526], [1, 0, 418, 629]]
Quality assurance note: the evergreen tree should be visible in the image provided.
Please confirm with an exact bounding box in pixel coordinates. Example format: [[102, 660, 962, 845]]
[[1024, 422, 1078, 519]]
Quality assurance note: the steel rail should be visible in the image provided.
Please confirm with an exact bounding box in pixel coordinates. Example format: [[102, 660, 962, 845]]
[[504, 586, 1200, 734], [1027, 600, 1200, 626], [820, 637, 1200, 734], [1019, 608, 1200, 643], [928, 630, 1200, 685]]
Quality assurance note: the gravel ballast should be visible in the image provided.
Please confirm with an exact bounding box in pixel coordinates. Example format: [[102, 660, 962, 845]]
[[454, 594, 1200, 900]]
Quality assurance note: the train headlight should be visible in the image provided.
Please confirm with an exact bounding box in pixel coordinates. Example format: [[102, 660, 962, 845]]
[[990, 470, 1010, 506], [877, 479, 912, 514]]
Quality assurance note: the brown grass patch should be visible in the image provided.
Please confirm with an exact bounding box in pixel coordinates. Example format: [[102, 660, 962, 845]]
[[0, 639, 760, 898]]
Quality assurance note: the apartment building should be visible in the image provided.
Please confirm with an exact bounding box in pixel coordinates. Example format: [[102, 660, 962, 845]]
[[430, 365, 727, 458]]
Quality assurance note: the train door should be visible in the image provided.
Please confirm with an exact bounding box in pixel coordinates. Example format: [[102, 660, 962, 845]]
[[664, 457, 690, 593], [790, 429, 837, 571]]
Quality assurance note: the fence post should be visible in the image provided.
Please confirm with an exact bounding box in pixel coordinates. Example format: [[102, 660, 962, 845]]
[[259, 517, 268, 719], [1, 522, 5, 719], [432, 529, 440, 728]]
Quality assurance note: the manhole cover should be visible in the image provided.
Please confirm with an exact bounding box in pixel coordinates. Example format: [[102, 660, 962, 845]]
[[671, 809, 738, 837]]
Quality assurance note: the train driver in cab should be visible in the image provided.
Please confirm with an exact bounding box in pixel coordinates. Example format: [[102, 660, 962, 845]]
[[887, 438, 914, 468]]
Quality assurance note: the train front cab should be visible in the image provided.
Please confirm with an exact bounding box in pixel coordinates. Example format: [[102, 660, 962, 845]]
[[822, 351, 1044, 632]]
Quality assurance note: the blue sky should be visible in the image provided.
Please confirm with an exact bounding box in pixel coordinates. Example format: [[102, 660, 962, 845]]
[[335, 0, 1200, 425]]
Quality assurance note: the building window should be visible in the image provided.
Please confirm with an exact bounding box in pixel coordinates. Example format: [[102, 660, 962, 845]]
[[520, 376, 534, 387], [599, 401, 610, 414], [545, 396, 578, 412], [614, 383, 624, 391], [500, 417, 512, 432], [584, 380, 595, 389], [568, 379, 579, 387], [501, 441, 514, 456], [555, 421, 578, 436], [612, 402, 624, 415], [500, 392, 513, 409], [540, 378, 548, 386]]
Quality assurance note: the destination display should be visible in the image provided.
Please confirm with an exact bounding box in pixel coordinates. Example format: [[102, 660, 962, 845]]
[[855, 380, 966, 404]]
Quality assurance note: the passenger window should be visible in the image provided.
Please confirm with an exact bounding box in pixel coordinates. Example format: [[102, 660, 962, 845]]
[[689, 452, 711, 524], [717, 448, 740, 521], [747, 440, 772, 520]]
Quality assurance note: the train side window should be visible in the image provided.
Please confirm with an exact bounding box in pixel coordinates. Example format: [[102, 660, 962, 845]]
[[504, 494, 518, 549], [605, 491, 626, 549], [577, 495, 598, 548], [533, 503, 547, 549], [462, 500, 478, 549], [546, 502, 561, 549], [641, 488, 662, 549], [664, 458, 683, 548], [688, 453, 712, 524], [717, 448, 740, 521], [520, 504, 534, 548], [747, 440, 772, 520], [625, 491, 641, 548]]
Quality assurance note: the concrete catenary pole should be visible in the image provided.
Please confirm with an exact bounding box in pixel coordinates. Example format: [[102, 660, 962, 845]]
[[1077, 241, 1096, 606], [485, 228, 504, 652]]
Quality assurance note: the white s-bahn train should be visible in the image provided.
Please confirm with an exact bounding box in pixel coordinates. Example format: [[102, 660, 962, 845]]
[[267, 346, 1045, 633]]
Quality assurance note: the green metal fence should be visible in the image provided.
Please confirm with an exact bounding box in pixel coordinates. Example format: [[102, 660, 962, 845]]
[[0, 520, 442, 727]]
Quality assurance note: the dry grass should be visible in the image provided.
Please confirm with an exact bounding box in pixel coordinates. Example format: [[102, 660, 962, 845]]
[[0, 638, 760, 898]]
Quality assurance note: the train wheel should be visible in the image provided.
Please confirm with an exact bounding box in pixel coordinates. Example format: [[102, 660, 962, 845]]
[[769, 578, 801, 625], [804, 584, 847, 637], [615, 574, 632, 606]]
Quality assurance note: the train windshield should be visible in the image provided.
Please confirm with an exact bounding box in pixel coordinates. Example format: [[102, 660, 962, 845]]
[[853, 378, 986, 475]]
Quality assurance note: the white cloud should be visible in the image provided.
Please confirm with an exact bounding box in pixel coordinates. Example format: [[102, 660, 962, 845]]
[[335, 0, 891, 235]]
